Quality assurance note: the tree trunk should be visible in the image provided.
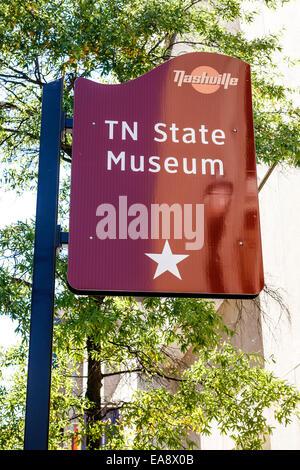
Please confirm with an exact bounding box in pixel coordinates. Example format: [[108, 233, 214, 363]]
[[85, 336, 103, 449]]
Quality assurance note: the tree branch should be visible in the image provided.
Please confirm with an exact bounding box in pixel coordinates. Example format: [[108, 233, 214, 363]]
[[0, 60, 44, 87]]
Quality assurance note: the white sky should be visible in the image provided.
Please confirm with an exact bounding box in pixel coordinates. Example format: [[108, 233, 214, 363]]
[[0, 0, 299, 349], [0, 191, 36, 228]]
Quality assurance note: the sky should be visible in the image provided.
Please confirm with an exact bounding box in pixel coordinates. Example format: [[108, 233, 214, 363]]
[[0, 0, 299, 350]]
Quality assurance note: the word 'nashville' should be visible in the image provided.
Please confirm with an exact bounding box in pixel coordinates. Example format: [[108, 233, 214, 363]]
[[104, 120, 225, 176], [173, 69, 239, 88]]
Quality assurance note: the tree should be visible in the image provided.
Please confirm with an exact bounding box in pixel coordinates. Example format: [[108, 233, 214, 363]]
[[0, 0, 299, 450]]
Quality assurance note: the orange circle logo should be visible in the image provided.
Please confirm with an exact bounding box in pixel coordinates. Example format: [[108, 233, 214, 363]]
[[191, 66, 220, 94]]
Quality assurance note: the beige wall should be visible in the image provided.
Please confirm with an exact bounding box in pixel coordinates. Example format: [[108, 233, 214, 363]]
[[246, 0, 300, 450]]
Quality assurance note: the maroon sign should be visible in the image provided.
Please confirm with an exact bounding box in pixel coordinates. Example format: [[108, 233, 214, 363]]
[[68, 52, 264, 298]]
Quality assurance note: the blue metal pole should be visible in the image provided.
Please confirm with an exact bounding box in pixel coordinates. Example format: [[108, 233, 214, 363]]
[[24, 79, 64, 450]]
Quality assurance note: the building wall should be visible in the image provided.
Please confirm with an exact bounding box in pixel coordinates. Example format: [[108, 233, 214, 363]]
[[243, 0, 300, 450], [257, 163, 300, 449]]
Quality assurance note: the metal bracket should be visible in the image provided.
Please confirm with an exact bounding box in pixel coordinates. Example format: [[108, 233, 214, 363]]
[[56, 225, 69, 248], [65, 117, 73, 134], [60, 113, 73, 142]]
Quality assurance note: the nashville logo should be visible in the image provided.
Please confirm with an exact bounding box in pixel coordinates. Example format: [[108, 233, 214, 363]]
[[173, 65, 239, 94]]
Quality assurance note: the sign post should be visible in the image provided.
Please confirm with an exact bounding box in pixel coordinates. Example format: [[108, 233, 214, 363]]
[[68, 52, 264, 298], [24, 79, 64, 450]]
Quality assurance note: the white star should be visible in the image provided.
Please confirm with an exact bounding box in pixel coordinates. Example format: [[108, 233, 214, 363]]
[[145, 241, 189, 280]]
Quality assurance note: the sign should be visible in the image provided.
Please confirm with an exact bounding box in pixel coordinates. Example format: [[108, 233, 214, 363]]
[[68, 52, 264, 298]]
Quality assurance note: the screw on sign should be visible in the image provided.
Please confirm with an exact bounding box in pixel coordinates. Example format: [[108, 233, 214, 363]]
[[67, 52, 264, 298]]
